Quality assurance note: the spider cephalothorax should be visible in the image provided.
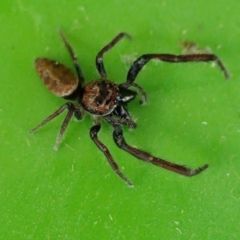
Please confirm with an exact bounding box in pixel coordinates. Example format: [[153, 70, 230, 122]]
[[82, 80, 121, 115], [30, 31, 229, 186]]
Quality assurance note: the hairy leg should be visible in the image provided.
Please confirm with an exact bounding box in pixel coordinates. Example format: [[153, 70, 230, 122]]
[[96, 32, 131, 79], [111, 123, 208, 177], [90, 120, 133, 186], [29, 102, 80, 150]]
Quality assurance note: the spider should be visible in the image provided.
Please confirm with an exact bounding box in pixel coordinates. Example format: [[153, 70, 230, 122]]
[[29, 31, 229, 186]]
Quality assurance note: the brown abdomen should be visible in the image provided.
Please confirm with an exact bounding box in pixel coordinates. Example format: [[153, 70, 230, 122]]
[[35, 58, 78, 97]]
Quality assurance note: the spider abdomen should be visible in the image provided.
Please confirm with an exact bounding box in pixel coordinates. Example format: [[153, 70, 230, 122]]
[[81, 79, 119, 115], [35, 58, 78, 97]]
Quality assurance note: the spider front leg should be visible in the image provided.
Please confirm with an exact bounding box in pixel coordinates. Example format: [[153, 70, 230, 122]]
[[110, 123, 208, 177], [129, 53, 230, 82], [29, 102, 81, 150], [90, 118, 133, 186], [122, 53, 230, 104], [96, 32, 132, 79]]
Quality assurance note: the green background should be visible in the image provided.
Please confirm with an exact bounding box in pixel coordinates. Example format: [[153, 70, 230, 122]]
[[1, 0, 240, 239]]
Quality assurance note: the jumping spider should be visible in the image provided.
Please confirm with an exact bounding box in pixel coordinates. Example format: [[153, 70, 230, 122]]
[[30, 31, 229, 186]]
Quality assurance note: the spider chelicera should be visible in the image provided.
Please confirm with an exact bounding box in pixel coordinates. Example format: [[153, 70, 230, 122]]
[[30, 31, 229, 186]]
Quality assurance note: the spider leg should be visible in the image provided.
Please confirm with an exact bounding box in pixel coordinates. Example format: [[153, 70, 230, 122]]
[[111, 123, 208, 177], [96, 32, 132, 79], [127, 53, 229, 83], [29, 102, 81, 150], [90, 120, 133, 187], [59, 31, 85, 87], [123, 53, 229, 103]]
